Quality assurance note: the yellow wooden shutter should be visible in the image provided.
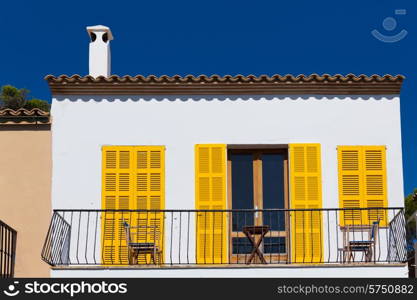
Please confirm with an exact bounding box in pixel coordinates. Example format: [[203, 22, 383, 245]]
[[289, 144, 323, 263], [338, 146, 387, 226], [195, 144, 227, 264], [338, 146, 364, 225], [102, 145, 165, 265], [133, 146, 165, 264], [102, 146, 134, 264]]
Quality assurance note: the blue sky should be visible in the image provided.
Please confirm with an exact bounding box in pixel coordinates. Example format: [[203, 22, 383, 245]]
[[0, 0, 416, 195]]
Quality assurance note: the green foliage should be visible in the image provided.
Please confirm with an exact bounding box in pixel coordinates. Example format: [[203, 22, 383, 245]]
[[405, 189, 417, 220], [0, 85, 50, 112], [405, 189, 417, 243], [0, 85, 28, 110], [24, 99, 51, 112]]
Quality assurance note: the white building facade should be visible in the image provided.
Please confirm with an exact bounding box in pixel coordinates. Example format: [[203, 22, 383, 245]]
[[42, 26, 408, 278]]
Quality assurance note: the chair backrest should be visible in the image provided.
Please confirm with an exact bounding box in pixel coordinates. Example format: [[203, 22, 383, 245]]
[[123, 222, 161, 245], [370, 219, 380, 240], [123, 221, 131, 244]]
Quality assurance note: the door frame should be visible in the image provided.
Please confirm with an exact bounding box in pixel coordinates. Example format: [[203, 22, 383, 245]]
[[226, 147, 290, 263]]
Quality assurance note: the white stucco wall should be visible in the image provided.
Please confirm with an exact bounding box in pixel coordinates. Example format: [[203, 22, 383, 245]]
[[51, 94, 403, 210], [50, 94, 405, 277]]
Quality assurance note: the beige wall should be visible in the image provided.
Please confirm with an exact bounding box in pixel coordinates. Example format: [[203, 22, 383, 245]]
[[0, 124, 51, 277]]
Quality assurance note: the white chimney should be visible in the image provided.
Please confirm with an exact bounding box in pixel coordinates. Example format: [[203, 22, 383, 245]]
[[86, 25, 113, 77]]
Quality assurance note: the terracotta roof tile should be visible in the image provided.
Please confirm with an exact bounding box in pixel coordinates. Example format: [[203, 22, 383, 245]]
[[0, 108, 50, 125], [0, 108, 50, 117], [45, 73, 404, 95], [45, 73, 404, 83]]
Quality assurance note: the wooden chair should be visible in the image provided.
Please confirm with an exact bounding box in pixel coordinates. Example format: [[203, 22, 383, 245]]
[[340, 220, 379, 263], [123, 221, 162, 265]]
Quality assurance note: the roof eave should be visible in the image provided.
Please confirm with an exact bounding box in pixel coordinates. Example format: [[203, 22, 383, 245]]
[[45, 74, 405, 95]]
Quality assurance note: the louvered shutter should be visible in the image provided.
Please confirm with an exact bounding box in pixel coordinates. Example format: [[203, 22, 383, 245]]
[[195, 144, 227, 264], [338, 146, 364, 225], [102, 145, 165, 265], [289, 144, 323, 263], [363, 146, 387, 225], [102, 146, 134, 264], [133, 146, 165, 264], [338, 146, 387, 226]]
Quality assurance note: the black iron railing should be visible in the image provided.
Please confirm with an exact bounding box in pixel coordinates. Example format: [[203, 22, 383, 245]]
[[41, 212, 71, 266], [41, 207, 407, 266], [406, 211, 416, 277], [0, 220, 17, 277]]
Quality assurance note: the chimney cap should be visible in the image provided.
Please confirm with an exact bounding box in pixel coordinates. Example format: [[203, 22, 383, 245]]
[[86, 25, 113, 41]]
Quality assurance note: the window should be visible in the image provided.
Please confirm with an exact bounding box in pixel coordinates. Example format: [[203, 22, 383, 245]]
[[195, 144, 323, 264]]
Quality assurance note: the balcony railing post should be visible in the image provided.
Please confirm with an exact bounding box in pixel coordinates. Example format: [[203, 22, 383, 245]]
[[187, 211, 190, 264], [170, 211, 173, 265], [93, 211, 98, 265], [178, 211, 182, 264]]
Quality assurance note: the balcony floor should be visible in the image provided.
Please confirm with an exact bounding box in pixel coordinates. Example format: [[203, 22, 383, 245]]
[[51, 262, 406, 270], [50, 263, 408, 278]]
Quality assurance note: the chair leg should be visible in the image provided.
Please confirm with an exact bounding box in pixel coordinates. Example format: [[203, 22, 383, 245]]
[[367, 247, 373, 262], [133, 251, 138, 265], [373, 245, 376, 263], [129, 248, 138, 265], [151, 250, 156, 265], [349, 251, 355, 262], [128, 248, 133, 265]]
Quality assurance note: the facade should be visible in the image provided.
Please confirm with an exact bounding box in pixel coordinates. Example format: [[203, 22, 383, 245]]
[[0, 108, 51, 277], [42, 26, 408, 277]]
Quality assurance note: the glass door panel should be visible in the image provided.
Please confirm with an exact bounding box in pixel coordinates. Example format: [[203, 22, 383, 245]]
[[262, 153, 286, 231], [230, 153, 255, 256], [231, 153, 255, 231], [261, 153, 287, 257]]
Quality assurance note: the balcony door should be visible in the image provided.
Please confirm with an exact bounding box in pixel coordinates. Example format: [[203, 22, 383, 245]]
[[228, 149, 289, 263]]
